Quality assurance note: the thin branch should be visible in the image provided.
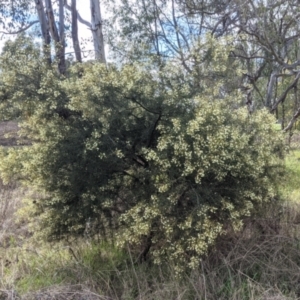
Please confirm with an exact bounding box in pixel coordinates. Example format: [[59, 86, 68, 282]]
[[0, 21, 39, 35], [77, 10, 92, 28], [284, 106, 300, 132], [123, 170, 140, 181], [271, 72, 300, 112], [252, 81, 265, 104], [65, 0, 92, 28], [125, 96, 162, 115], [147, 113, 161, 148], [231, 52, 268, 61], [157, 0, 192, 73]]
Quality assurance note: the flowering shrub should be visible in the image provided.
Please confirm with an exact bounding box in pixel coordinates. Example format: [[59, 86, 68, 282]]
[[0, 38, 285, 271]]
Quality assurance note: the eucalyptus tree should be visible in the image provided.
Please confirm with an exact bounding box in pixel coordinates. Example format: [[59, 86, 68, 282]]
[[182, 0, 300, 130], [107, 0, 243, 111], [0, 0, 106, 72], [235, 0, 300, 131], [108, 0, 300, 130], [108, 0, 203, 68]]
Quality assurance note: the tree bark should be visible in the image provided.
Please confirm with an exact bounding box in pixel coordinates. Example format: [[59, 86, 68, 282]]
[[90, 0, 106, 63], [45, 0, 59, 43], [71, 0, 82, 62], [34, 0, 51, 65], [58, 0, 66, 74], [45, 0, 66, 74]]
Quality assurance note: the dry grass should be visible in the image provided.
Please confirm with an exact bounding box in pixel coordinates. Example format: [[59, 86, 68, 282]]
[[281, 149, 300, 203], [0, 120, 32, 250], [289, 131, 300, 150], [1, 202, 300, 299], [0, 180, 28, 248], [1, 285, 111, 300]]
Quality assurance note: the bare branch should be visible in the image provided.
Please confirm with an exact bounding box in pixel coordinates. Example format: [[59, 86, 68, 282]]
[[271, 72, 300, 112], [231, 52, 268, 61], [155, 3, 192, 72], [284, 106, 300, 132], [65, 0, 92, 28], [171, 0, 189, 71], [77, 11, 92, 28], [0, 21, 39, 35]]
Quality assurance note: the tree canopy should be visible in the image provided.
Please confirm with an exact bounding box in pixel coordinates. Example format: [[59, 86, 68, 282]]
[[107, 0, 300, 129]]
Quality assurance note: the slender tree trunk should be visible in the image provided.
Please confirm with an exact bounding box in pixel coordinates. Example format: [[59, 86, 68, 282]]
[[58, 0, 66, 74], [45, 0, 59, 42], [71, 0, 82, 62], [34, 0, 51, 65], [90, 0, 106, 63], [45, 0, 66, 74]]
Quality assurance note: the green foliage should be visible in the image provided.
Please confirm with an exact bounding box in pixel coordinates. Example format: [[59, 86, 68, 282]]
[[279, 149, 300, 203], [0, 35, 43, 120], [0, 37, 285, 272]]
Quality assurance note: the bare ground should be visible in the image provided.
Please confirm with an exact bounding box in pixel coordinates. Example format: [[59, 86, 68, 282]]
[[0, 121, 19, 147], [0, 121, 30, 147]]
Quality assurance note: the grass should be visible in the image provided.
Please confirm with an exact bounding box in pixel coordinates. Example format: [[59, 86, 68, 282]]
[[2, 228, 300, 299], [281, 149, 300, 202], [2, 201, 300, 299]]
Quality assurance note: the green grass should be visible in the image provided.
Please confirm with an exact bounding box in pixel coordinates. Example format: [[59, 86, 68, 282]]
[[280, 149, 300, 202], [1, 244, 69, 293], [0, 241, 127, 295]]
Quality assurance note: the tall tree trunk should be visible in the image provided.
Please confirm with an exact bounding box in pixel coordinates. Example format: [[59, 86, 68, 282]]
[[45, 0, 66, 74], [71, 0, 82, 62], [45, 0, 59, 42], [34, 0, 51, 65], [90, 0, 106, 63], [58, 0, 66, 74]]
